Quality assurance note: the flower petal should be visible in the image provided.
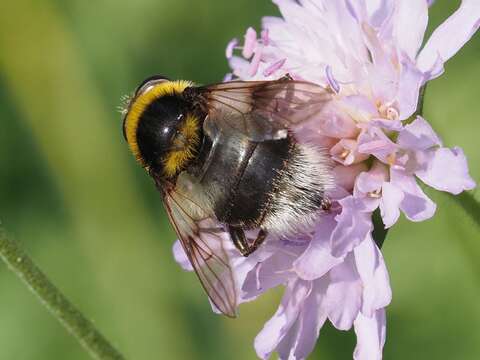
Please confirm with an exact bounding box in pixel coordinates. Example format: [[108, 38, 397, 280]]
[[341, 95, 379, 123], [380, 181, 404, 228], [229, 55, 250, 78], [172, 240, 193, 271], [225, 38, 238, 59], [390, 168, 437, 221], [417, 0, 480, 77], [278, 279, 329, 360], [294, 214, 343, 281], [354, 162, 388, 196], [416, 146, 476, 194], [242, 245, 298, 300], [331, 196, 373, 257], [392, 0, 428, 60], [276, 316, 302, 360], [358, 126, 398, 164], [316, 101, 360, 138], [326, 253, 362, 330], [354, 236, 392, 317], [395, 56, 424, 119], [333, 163, 369, 193], [369, 118, 403, 132], [331, 139, 370, 166], [353, 309, 387, 360], [397, 116, 442, 150], [367, 0, 395, 29], [254, 280, 311, 359]]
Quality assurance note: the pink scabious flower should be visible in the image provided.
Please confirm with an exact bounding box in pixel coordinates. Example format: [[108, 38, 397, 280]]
[[175, 1, 478, 359]]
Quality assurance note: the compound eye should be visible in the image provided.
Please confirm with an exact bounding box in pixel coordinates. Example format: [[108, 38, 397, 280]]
[[135, 75, 171, 96]]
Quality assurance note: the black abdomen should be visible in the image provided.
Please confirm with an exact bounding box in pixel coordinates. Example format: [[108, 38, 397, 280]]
[[225, 137, 291, 227], [193, 131, 291, 228]]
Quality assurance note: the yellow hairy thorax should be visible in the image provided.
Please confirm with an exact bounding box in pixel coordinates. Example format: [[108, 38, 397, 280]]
[[162, 114, 200, 177], [124, 80, 193, 166]]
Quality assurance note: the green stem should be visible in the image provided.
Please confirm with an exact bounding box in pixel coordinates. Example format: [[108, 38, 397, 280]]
[[413, 85, 427, 122], [372, 209, 388, 249], [0, 228, 125, 360], [448, 192, 480, 228]]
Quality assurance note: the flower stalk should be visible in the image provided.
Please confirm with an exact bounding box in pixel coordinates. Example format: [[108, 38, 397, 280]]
[[0, 226, 125, 360], [450, 192, 480, 228], [372, 209, 388, 249]]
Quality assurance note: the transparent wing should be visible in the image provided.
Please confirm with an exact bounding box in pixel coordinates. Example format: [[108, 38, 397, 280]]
[[198, 78, 334, 141], [162, 179, 238, 318]]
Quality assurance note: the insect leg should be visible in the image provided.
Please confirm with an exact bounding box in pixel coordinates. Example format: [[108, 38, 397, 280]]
[[248, 229, 268, 255], [228, 226, 268, 257], [279, 73, 294, 81], [228, 225, 250, 257]]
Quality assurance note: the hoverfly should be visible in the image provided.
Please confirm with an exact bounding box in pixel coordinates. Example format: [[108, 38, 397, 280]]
[[122, 75, 334, 317]]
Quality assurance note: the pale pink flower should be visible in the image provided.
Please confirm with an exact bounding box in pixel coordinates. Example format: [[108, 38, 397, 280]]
[[175, 1, 478, 359]]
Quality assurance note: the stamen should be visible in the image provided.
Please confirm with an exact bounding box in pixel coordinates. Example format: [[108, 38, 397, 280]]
[[378, 103, 399, 121], [263, 58, 286, 77], [242, 27, 257, 59], [249, 46, 263, 76], [325, 65, 340, 93], [368, 189, 382, 198], [261, 29, 270, 46], [386, 107, 399, 120], [387, 152, 396, 165], [340, 149, 350, 159]]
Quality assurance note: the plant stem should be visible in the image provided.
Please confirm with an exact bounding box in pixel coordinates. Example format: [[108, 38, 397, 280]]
[[448, 192, 480, 228], [0, 228, 125, 360], [372, 209, 388, 249]]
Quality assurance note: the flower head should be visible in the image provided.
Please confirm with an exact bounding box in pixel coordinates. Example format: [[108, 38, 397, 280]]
[[176, 1, 478, 359]]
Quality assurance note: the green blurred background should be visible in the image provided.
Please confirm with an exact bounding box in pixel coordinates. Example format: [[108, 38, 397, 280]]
[[0, 0, 478, 359]]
